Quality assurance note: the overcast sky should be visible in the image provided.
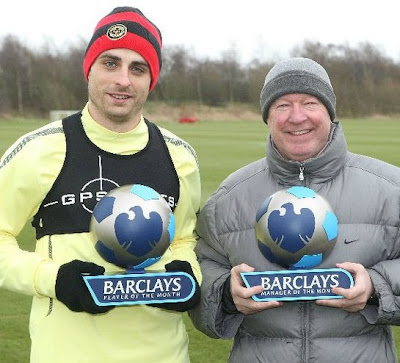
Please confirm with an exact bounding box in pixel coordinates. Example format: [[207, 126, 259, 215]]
[[1, 0, 399, 63]]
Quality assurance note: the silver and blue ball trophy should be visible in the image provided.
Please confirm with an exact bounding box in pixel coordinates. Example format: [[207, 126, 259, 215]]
[[83, 184, 196, 306], [241, 186, 354, 301]]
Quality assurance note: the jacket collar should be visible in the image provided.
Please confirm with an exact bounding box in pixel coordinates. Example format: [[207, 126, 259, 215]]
[[266, 122, 348, 185]]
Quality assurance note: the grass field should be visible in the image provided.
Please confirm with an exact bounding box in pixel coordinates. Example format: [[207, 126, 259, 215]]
[[1, 117, 400, 362]]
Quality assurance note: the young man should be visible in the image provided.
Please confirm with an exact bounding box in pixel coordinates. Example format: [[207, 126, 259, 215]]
[[190, 57, 400, 362], [0, 7, 201, 363]]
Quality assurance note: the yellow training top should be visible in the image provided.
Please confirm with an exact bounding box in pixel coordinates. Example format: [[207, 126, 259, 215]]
[[0, 104, 201, 363]]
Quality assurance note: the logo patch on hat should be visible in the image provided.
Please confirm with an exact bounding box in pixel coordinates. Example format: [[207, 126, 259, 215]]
[[107, 24, 127, 40]]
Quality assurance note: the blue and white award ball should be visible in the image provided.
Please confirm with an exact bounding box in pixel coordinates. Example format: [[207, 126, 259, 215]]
[[255, 186, 338, 269], [90, 184, 175, 270]]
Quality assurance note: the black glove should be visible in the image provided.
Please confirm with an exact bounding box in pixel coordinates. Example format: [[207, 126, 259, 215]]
[[55, 260, 114, 314], [150, 260, 201, 312]]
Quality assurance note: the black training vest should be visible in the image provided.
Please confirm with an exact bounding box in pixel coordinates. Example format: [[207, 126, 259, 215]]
[[32, 112, 180, 239]]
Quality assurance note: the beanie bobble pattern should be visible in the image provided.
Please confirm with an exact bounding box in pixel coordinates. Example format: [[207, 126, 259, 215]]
[[83, 7, 162, 92]]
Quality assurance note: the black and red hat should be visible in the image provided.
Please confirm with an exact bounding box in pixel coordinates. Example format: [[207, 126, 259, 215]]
[[83, 7, 162, 92]]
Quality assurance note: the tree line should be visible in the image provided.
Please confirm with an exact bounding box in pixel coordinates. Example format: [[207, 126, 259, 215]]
[[1, 36, 400, 118]]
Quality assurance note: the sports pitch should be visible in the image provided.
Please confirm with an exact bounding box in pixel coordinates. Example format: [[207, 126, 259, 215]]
[[0, 117, 400, 362]]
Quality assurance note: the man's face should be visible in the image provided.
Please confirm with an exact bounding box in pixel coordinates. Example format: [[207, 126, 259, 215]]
[[87, 48, 152, 132], [267, 93, 332, 162]]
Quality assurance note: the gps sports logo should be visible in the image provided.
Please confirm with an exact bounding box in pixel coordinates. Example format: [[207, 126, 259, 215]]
[[43, 155, 176, 214]]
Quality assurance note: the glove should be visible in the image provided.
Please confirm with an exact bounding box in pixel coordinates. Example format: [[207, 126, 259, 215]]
[[150, 260, 201, 312], [55, 260, 114, 314]]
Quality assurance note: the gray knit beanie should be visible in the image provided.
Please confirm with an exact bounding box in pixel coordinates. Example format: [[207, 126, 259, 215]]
[[260, 57, 336, 123]]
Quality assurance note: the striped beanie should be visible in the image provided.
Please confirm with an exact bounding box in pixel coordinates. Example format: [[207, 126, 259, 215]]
[[83, 7, 162, 92], [260, 57, 336, 123]]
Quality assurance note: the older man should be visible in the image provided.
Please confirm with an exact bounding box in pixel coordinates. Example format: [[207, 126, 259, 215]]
[[190, 57, 400, 362]]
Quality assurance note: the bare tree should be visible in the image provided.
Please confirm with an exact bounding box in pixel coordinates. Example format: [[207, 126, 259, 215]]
[[0, 36, 32, 114], [1, 36, 400, 118]]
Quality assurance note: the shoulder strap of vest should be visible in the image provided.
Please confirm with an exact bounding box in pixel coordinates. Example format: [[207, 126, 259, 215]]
[[144, 118, 171, 155], [62, 111, 82, 124], [144, 118, 159, 134]]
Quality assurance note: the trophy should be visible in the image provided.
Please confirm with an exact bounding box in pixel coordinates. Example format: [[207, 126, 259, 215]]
[[241, 186, 354, 301], [83, 184, 196, 306]]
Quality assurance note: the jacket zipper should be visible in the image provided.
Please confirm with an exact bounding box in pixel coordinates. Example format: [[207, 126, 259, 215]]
[[301, 302, 310, 362], [47, 236, 54, 316], [299, 164, 305, 181]]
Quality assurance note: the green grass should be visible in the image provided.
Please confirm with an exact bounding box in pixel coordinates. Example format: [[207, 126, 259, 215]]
[[1, 117, 400, 362]]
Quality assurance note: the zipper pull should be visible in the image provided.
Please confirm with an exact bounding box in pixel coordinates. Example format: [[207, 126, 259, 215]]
[[299, 165, 305, 181]]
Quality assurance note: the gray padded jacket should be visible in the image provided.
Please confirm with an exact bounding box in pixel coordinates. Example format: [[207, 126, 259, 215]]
[[190, 123, 400, 362]]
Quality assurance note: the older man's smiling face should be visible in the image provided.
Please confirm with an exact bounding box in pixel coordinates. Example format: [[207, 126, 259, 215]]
[[267, 93, 332, 162]]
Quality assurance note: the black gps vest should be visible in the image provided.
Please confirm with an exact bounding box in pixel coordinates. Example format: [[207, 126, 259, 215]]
[[32, 112, 180, 239]]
